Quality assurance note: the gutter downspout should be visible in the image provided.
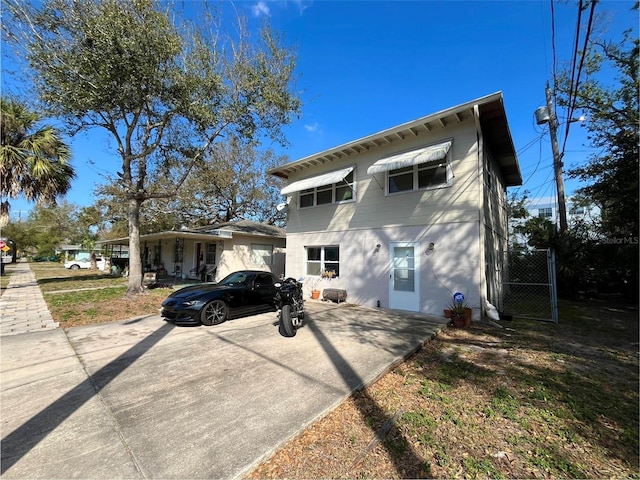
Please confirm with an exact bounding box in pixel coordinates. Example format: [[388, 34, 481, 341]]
[[474, 104, 487, 321]]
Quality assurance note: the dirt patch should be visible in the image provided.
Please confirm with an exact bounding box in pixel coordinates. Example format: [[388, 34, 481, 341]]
[[247, 298, 639, 479]]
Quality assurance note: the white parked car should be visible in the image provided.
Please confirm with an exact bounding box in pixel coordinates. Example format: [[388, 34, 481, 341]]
[[64, 257, 107, 270]]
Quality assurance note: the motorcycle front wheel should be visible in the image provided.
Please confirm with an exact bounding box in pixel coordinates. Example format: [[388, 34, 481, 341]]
[[279, 304, 296, 337]]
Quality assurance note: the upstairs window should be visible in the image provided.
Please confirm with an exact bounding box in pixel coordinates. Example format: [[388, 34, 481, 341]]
[[538, 208, 553, 218], [300, 171, 355, 208], [367, 140, 452, 195], [388, 161, 449, 193], [388, 159, 449, 194], [570, 206, 585, 215]]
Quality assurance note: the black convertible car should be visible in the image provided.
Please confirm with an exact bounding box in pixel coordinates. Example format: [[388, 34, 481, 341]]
[[161, 270, 280, 326]]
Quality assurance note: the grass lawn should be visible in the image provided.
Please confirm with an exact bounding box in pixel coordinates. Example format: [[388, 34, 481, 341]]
[[29, 261, 178, 328], [247, 298, 639, 479], [0, 268, 11, 290]]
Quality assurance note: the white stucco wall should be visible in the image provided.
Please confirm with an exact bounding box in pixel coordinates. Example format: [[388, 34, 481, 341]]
[[285, 223, 482, 318], [217, 236, 286, 279], [282, 120, 485, 318]]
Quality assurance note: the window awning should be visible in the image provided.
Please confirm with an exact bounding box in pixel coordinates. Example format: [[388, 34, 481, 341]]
[[367, 140, 452, 175], [281, 166, 354, 195]]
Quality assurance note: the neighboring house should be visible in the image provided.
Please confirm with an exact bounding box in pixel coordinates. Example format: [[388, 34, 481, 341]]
[[98, 220, 286, 282], [269, 92, 522, 318], [526, 195, 600, 225], [510, 195, 602, 247]]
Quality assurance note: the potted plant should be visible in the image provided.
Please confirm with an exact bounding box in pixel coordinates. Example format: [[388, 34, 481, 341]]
[[321, 269, 336, 280], [445, 293, 472, 328], [308, 276, 322, 300]]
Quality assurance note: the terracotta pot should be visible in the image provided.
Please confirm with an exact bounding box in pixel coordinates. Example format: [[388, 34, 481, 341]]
[[311, 290, 321, 300], [452, 308, 473, 328], [452, 316, 466, 328], [443, 309, 453, 319]]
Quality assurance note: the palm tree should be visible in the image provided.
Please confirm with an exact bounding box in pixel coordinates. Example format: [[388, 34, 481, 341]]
[[0, 98, 75, 226]]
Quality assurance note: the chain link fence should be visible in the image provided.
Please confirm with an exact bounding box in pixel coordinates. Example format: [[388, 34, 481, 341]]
[[501, 249, 558, 323]]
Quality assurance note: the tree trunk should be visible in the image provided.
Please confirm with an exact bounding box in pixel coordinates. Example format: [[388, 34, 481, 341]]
[[127, 197, 144, 294]]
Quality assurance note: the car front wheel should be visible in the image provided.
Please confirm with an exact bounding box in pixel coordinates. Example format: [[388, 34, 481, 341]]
[[200, 300, 228, 326], [70, 264, 80, 270]]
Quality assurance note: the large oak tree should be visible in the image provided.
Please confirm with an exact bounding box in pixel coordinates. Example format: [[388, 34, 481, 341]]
[[95, 137, 288, 233], [4, 0, 301, 293]]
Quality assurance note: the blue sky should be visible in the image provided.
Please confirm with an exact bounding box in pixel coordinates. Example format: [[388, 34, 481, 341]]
[[4, 0, 637, 220]]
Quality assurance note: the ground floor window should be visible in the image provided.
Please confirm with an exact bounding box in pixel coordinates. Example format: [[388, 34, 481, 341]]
[[306, 246, 340, 277], [205, 243, 217, 264], [174, 239, 183, 263], [153, 244, 161, 266], [251, 244, 273, 266]]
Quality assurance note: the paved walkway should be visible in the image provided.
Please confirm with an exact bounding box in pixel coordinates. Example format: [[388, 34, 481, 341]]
[[0, 260, 59, 336]]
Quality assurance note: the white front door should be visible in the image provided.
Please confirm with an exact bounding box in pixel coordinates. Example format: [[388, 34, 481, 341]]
[[389, 242, 420, 311]]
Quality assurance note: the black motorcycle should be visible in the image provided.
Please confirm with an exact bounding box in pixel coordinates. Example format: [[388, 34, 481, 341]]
[[274, 277, 305, 337]]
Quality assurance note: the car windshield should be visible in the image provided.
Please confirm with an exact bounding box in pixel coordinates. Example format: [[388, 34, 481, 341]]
[[218, 272, 253, 287]]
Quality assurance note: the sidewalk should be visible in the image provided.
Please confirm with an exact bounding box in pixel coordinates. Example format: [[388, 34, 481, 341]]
[[0, 260, 59, 336]]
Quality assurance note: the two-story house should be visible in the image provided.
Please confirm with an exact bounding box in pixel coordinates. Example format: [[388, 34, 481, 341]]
[[269, 92, 522, 318]]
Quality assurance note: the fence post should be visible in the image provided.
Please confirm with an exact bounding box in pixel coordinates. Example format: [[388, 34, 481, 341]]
[[548, 249, 559, 324]]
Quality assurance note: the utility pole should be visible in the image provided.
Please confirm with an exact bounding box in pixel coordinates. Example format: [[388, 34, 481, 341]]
[[545, 82, 568, 234]]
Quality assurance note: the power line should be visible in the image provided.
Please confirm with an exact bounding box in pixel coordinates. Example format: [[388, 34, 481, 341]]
[[561, 0, 597, 156], [549, 0, 559, 86], [540, 0, 597, 233], [564, 0, 584, 142], [520, 138, 549, 186], [517, 133, 546, 156]]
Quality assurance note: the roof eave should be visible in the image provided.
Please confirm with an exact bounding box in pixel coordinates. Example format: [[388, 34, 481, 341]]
[[477, 96, 523, 187], [268, 92, 519, 181], [97, 230, 234, 246]]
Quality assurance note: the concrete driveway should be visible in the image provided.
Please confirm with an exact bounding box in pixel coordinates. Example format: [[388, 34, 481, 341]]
[[1, 301, 447, 479]]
